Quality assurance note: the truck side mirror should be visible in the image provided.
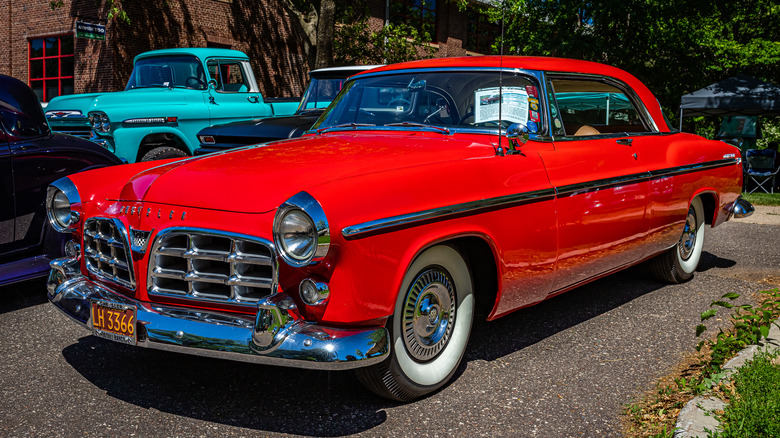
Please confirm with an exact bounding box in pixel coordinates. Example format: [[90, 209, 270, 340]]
[[208, 79, 218, 90]]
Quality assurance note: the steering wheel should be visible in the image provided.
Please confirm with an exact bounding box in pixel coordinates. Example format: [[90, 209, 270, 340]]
[[185, 76, 207, 89], [388, 98, 411, 109]]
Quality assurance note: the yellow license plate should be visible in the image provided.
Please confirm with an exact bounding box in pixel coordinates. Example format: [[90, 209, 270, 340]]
[[91, 300, 137, 345]]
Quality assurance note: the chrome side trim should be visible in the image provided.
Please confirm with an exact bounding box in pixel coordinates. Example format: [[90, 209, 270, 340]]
[[47, 269, 389, 370], [555, 171, 652, 197], [648, 158, 740, 178], [342, 158, 741, 239], [342, 189, 556, 239]]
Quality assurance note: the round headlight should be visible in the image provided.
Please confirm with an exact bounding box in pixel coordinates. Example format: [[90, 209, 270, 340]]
[[278, 209, 316, 264], [47, 187, 73, 231], [100, 115, 110, 132], [273, 191, 330, 267], [91, 115, 100, 130]]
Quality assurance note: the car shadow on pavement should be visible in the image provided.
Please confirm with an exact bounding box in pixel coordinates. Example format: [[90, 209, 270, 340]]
[[465, 263, 669, 362], [0, 278, 48, 315], [697, 251, 737, 272], [57, 259, 720, 435], [61, 335, 390, 436]]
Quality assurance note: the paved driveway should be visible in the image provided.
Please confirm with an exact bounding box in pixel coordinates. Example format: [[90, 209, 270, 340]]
[[1, 218, 777, 437]]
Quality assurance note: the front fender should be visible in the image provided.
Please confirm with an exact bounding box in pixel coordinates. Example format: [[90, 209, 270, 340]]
[[110, 126, 198, 163]]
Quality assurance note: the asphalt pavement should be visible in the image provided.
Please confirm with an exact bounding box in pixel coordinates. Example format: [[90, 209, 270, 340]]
[[1, 215, 778, 437]]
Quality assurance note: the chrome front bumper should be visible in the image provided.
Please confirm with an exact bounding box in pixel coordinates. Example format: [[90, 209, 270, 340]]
[[47, 257, 389, 370]]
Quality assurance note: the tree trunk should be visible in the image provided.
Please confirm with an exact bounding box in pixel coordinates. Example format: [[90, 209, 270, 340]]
[[314, 0, 335, 68]]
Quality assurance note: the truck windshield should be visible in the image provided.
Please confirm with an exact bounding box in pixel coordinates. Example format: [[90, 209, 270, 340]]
[[298, 77, 345, 112], [312, 71, 543, 133], [125, 56, 208, 91]]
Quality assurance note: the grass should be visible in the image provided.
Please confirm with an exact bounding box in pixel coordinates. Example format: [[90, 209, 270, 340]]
[[742, 192, 780, 206], [712, 351, 780, 437], [623, 289, 780, 437]]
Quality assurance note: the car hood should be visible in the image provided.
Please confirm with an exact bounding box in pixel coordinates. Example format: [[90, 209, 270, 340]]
[[46, 93, 105, 114], [46, 88, 192, 114], [199, 113, 322, 139], [118, 131, 494, 213]]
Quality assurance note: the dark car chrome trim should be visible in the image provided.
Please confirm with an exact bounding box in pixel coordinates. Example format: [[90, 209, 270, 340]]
[[342, 189, 556, 239], [342, 158, 740, 239]]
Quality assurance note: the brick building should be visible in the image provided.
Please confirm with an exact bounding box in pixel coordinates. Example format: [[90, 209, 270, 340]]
[[0, 0, 497, 102]]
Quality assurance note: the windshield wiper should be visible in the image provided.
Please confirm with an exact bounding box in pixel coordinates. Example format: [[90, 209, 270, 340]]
[[316, 122, 375, 134], [385, 121, 450, 134]]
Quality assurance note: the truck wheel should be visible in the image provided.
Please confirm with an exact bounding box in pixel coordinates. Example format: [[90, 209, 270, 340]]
[[141, 146, 188, 162], [355, 245, 474, 401], [651, 197, 705, 283]]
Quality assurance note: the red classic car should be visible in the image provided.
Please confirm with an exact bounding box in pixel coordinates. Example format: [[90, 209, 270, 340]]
[[46, 56, 753, 401]]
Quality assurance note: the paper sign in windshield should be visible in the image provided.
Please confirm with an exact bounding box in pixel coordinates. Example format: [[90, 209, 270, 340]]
[[474, 87, 529, 125]]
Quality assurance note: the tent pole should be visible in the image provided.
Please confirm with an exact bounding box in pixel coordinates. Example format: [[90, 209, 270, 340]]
[[679, 109, 683, 131]]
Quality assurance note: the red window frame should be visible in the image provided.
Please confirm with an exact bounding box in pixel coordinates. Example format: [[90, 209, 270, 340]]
[[28, 35, 74, 102]]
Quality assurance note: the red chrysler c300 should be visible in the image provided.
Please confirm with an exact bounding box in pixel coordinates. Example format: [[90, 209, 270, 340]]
[[46, 56, 753, 401]]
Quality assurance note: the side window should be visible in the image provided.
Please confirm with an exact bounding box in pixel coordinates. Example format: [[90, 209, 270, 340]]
[[549, 78, 650, 136], [207, 60, 249, 93]]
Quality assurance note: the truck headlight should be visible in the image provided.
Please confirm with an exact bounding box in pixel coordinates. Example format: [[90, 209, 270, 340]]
[[273, 192, 329, 267], [46, 178, 81, 233], [89, 112, 110, 133]]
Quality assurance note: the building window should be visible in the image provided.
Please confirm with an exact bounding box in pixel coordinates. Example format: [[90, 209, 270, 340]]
[[390, 0, 437, 41], [29, 35, 74, 102], [466, 11, 500, 54]]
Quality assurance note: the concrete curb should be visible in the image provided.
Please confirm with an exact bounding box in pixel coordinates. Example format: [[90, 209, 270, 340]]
[[673, 321, 780, 437]]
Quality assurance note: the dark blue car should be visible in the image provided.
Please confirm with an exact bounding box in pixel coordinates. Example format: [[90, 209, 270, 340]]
[[0, 74, 122, 286]]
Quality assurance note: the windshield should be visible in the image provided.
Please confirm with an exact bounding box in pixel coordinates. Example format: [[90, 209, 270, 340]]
[[312, 71, 543, 133], [298, 77, 346, 112], [125, 55, 208, 90]]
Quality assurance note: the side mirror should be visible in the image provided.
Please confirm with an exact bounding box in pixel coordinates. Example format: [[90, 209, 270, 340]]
[[505, 123, 529, 152], [208, 79, 218, 90]]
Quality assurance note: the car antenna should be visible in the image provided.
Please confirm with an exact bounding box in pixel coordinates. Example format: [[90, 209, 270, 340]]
[[497, 7, 505, 157]]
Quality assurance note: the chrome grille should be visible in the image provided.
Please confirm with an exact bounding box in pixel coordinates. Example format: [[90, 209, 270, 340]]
[[148, 229, 276, 305], [60, 130, 93, 139], [83, 218, 135, 289]]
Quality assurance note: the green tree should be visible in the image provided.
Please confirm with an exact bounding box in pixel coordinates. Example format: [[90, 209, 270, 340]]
[[494, 0, 780, 123]]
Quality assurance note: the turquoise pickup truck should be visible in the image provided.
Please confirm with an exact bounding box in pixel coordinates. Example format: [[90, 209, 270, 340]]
[[44, 48, 300, 162]]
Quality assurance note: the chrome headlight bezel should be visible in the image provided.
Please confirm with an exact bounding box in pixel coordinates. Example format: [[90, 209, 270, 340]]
[[273, 192, 330, 267], [46, 177, 82, 233], [88, 111, 110, 133]]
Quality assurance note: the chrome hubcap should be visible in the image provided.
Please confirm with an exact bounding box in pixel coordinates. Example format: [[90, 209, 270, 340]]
[[678, 206, 697, 261], [402, 267, 456, 362]]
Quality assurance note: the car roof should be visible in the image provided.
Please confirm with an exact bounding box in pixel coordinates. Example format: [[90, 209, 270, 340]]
[[134, 48, 248, 63], [309, 65, 384, 80], [354, 56, 668, 131]]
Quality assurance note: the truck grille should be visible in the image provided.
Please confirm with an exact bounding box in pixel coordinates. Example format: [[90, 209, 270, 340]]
[[148, 229, 276, 305], [83, 218, 135, 289], [59, 129, 93, 140]]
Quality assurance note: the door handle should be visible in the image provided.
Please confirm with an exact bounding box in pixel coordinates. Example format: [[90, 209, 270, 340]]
[[247, 95, 259, 103], [617, 138, 633, 146]]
